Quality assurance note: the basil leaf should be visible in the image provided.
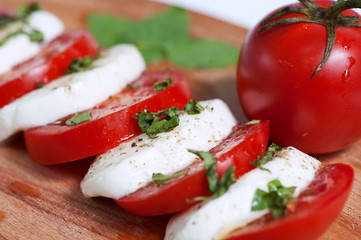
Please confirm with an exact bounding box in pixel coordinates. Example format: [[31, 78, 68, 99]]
[[136, 41, 167, 63], [127, 84, 140, 89], [187, 149, 236, 203], [36, 82, 43, 89], [134, 107, 179, 139], [251, 179, 296, 218], [251, 143, 282, 173], [0, 15, 16, 29], [0, 28, 43, 46], [65, 111, 91, 126], [166, 38, 239, 69], [184, 100, 204, 115], [244, 119, 261, 126], [0, 29, 22, 47], [154, 78, 174, 91], [188, 150, 218, 192], [17, 3, 41, 20], [152, 170, 187, 186], [118, 7, 188, 46], [66, 56, 94, 74], [87, 7, 238, 69], [208, 166, 236, 200], [28, 29, 44, 43], [87, 14, 132, 48]]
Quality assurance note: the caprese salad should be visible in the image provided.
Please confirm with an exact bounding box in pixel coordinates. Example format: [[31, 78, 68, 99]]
[[0, 2, 354, 240]]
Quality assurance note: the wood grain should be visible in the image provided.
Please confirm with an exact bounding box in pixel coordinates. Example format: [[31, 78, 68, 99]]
[[0, 0, 360, 239]]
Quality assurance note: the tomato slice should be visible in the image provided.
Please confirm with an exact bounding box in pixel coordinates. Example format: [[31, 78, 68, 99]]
[[24, 71, 193, 165], [225, 163, 354, 240], [0, 30, 98, 109], [0, 6, 15, 16], [115, 120, 269, 216]]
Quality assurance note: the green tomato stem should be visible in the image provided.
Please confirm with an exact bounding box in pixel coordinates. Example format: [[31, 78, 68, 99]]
[[259, 0, 361, 78]]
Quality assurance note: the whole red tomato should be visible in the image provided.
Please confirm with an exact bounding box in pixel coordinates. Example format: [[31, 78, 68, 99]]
[[237, 0, 361, 154]]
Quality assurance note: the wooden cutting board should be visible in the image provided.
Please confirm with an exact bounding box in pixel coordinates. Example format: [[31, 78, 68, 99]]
[[0, 0, 360, 239]]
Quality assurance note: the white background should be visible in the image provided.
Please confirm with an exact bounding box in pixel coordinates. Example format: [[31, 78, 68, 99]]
[[153, 0, 361, 29]]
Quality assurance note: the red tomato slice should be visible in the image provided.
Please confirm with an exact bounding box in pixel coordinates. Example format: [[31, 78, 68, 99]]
[[0, 6, 15, 16], [115, 120, 269, 216], [0, 30, 98, 108], [225, 163, 354, 240], [24, 71, 193, 165]]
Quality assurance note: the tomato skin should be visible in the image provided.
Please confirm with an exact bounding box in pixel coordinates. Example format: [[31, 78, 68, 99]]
[[0, 30, 98, 109], [115, 120, 269, 216], [24, 71, 192, 165], [237, 1, 361, 154], [225, 163, 353, 240], [0, 6, 14, 16]]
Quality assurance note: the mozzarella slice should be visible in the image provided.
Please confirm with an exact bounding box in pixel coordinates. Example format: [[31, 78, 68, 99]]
[[81, 99, 237, 199], [27, 11, 64, 42], [0, 10, 64, 74], [165, 147, 321, 240], [0, 44, 145, 142]]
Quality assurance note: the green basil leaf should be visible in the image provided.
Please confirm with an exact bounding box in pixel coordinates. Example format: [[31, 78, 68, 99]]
[[87, 7, 239, 69], [0, 15, 16, 29], [154, 78, 174, 91], [87, 14, 132, 48], [134, 107, 179, 139], [251, 179, 296, 218], [0, 27, 44, 46], [184, 99, 204, 115], [187, 149, 236, 203], [118, 7, 188, 45], [188, 150, 218, 192], [166, 38, 239, 69], [126, 84, 140, 89], [244, 120, 261, 126], [28, 29, 44, 43], [152, 170, 187, 186], [65, 111, 91, 126], [66, 56, 94, 74], [136, 41, 167, 63], [17, 3, 41, 20], [36, 82, 43, 89], [251, 143, 282, 173], [0, 29, 23, 47], [209, 166, 236, 199]]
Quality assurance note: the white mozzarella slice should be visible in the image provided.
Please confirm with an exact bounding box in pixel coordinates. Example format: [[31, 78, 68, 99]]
[[0, 10, 64, 74], [0, 34, 39, 75], [165, 147, 321, 240], [81, 99, 237, 199], [27, 10, 64, 42], [0, 44, 145, 142]]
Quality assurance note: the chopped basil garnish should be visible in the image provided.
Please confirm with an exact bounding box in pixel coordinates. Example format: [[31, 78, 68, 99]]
[[251, 179, 296, 218], [0, 3, 44, 46], [0, 28, 43, 47], [17, 3, 42, 20], [251, 143, 282, 173], [187, 149, 236, 203], [65, 111, 91, 126], [154, 78, 174, 91], [66, 56, 94, 74], [0, 15, 16, 29], [184, 99, 204, 115], [152, 170, 187, 186], [127, 84, 140, 89], [28, 29, 44, 42], [244, 119, 261, 126], [134, 107, 179, 139], [36, 82, 43, 89]]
